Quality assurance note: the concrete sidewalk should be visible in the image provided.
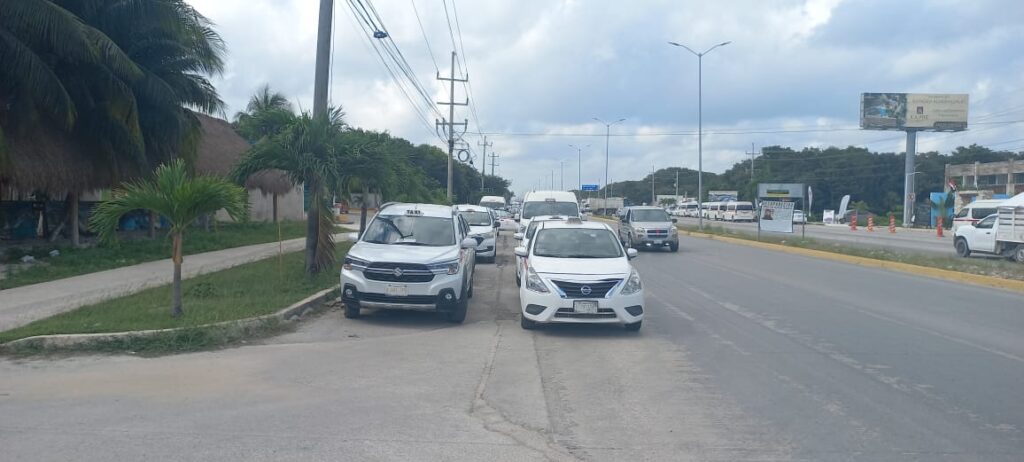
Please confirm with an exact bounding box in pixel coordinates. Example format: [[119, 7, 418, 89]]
[[0, 234, 347, 332]]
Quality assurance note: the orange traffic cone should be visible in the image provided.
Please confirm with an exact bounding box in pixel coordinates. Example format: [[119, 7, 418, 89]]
[[867, 215, 875, 232], [850, 212, 858, 231], [889, 214, 896, 233], [936, 216, 944, 238]]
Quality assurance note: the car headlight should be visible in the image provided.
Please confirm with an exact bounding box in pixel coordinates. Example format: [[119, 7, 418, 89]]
[[524, 267, 550, 293], [429, 259, 460, 275], [669, 227, 678, 235], [343, 256, 368, 270], [620, 269, 643, 295], [634, 227, 646, 234]]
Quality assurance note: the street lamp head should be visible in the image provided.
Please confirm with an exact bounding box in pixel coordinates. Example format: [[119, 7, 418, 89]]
[[718, 41, 732, 47]]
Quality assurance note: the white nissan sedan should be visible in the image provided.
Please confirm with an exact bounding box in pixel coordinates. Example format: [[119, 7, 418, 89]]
[[514, 218, 645, 331]]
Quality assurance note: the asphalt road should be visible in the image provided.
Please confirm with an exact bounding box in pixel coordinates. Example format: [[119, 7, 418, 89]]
[[675, 216, 956, 256], [2, 232, 1023, 461]]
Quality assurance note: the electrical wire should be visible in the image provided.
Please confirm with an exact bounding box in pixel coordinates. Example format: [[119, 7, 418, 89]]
[[409, 0, 439, 74]]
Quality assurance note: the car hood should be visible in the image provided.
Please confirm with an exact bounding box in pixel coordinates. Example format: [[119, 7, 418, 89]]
[[530, 255, 631, 278], [350, 242, 461, 264], [631, 221, 673, 229], [468, 225, 494, 236], [954, 224, 977, 237]]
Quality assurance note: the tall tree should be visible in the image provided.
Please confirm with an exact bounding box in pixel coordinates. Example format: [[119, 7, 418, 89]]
[[90, 160, 248, 317], [233, 111, 346, 274]]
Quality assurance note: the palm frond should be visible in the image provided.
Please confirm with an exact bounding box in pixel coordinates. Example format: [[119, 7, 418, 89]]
[[0, 27, 76, 128]]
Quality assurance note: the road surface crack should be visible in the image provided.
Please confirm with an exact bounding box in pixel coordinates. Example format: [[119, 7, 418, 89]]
[[470, 322, 581, 462]]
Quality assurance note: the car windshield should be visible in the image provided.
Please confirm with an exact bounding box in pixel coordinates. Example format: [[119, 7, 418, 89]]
[[362, 214, 455, 246], [459, 211, 492, 226], [522, 201, 578, 218], [631, 209, 670, 222], [735, 204, 754, 211], [532, 228, 623, 258], [480, 201, 505, 210]]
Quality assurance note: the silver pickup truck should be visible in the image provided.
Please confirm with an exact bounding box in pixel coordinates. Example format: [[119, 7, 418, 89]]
[[618, 206, 679, 252]]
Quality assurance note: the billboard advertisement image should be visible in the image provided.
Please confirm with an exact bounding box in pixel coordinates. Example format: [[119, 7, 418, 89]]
[[860, 93, 968, 131], [759, 201, 795, 233]]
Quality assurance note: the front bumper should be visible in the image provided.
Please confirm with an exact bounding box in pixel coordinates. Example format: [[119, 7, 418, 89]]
[[519, 287, 644, 325], [633, 234, 678, 247], [340, 267, 464, 312]]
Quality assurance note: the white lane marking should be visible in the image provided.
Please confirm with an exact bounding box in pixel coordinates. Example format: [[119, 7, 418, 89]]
[[648, 292, 750, 356]]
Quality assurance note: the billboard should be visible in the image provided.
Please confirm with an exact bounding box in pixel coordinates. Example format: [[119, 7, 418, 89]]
[[581, 184, 599, 191], [860, 93, 968, 131], [757, 183, 805, 199], [759, 201, 795, 233], [707, 190, 738, 202]]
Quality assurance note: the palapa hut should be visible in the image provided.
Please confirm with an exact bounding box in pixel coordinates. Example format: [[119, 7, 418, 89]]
[[0, 113, 303, 244]]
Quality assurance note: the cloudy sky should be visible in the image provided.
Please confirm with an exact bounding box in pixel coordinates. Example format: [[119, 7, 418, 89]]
[[189, 0, 1024, 196]]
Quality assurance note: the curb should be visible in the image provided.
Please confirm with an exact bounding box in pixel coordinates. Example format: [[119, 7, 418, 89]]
[[590, 216, 1024, 293], [0, 286, 339, 352], [680, 230, 1024, 294]]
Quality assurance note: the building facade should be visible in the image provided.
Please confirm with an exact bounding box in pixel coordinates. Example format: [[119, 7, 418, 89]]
[[944, 159, 1024, 208]]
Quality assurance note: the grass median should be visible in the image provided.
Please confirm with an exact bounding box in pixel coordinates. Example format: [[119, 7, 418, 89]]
[[0, 241, 353, 353], [680, 223, 1024, 282], [1, 221, 311, 289]]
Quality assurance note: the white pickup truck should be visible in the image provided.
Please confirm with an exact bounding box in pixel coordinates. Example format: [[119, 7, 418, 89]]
[[953, 193, 1024, 263]]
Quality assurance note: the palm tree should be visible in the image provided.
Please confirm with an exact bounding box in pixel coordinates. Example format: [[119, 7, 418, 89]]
[[338, 129, 398, 234], [233, 111, 346, 274], [234, 84, 295, 143], [90, 160, 248, 317]]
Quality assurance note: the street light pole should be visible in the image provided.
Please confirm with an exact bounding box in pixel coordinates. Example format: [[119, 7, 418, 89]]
[[569, 144, 589, 192], [593, 118, 625, 203], [560, 160, 565, 190], [669, 40, 731, 231]]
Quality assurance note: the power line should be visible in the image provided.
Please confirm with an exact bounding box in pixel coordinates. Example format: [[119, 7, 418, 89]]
[[408, 0, 439, 73], [449, 0, 484, 137]]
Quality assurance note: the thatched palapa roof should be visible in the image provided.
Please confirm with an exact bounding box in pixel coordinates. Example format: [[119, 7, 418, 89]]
[[0, 112, 293, 196], [195, 113, 293, 195]]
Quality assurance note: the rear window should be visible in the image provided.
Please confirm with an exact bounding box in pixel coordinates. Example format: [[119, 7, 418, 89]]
[[972, 208, 996, 219], [736, 204, 753, 211]]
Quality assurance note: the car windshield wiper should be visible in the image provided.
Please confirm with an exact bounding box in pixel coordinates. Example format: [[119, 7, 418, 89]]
[[392, 241, 437, 246], [363, 239, 390, 244], [376, 216, 412, 239]]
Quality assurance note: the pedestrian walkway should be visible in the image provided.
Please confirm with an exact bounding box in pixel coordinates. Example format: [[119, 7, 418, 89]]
[[0, 234, 348, 332]]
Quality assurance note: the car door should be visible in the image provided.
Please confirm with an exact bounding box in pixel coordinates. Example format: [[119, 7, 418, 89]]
[[621, 210, 632, 241], [972, 215, 998, 253]]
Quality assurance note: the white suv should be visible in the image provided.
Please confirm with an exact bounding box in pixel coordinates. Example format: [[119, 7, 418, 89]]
[[340, 203, 478, 323], [514, 219, 645, 331], [454, 204, 499, 263]]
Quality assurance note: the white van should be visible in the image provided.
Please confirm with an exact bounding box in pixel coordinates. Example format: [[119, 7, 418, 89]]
[[479, 195, 507, 210], [702, 202, 719, 220], [952, 199, 1003, 233], [519, 190, 580, 232], [723, 201, 755, 222], [683, 202, 700, 217]]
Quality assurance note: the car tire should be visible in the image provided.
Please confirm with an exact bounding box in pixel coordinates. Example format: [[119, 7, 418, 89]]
[[446, 293, 468, 323], [669, 242, 679, 252], [624, 321, 642, 331], [954, 238, 971, 258], [1014, 245, 1024, 263], [467, 278, 474, 298], [343, 303, 361, 319], [515, 270, 522, 287], [520, 314, 537, 330]]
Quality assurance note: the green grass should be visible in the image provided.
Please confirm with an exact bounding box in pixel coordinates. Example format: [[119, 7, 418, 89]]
[[0, 242, 351, 346], [1, 221, 309, 289], [679, 224, 1024, 282]]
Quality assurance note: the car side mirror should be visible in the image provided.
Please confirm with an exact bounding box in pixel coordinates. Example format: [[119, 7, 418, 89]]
[[626, 248, 639, 259], [514, 246, 528, 257], [513, 232, 524, 240], [671, 218, 677, 223], [493, 221, 500, 228], [461, 238, 477, 249]]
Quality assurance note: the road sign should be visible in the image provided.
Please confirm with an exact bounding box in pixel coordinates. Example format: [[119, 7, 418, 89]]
[[581, 184, 599, 191]]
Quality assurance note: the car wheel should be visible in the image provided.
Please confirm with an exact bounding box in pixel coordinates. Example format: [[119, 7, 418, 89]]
[[343, 303, 361, 319], [624, 321, 642, 331], [446, 295, 468, 323], [669, 242, 679, 252], [954, 238, 971, 258], [1014, 245, 1024, 263], [520, 314, 537, 330], [467, 278, 474, 298]]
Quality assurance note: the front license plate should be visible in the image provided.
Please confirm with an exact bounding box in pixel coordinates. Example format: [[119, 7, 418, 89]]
[[385, 285, 408, 297], [573, 300, 599, 314], [652, 239, 663, 245]]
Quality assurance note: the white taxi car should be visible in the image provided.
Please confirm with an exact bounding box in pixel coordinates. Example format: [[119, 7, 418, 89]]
[[514, 219, 645, 331], [340, 203, 477, 323], [455, 204, 499, 263]]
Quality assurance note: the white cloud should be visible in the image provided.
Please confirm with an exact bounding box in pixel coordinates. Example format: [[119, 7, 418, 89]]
[[187, 0, 1024, 196]]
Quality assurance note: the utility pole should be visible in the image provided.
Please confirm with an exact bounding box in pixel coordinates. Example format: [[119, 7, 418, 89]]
[[560, 160, 565, 190], [550, 169, 554, 189], [747, 143, 757, 182], [651, 166, 656, 205], [593, 118, 625, 202], [478, 136, 491, 190], [674, 170, 679, 199], [436, 51, 468, 201], [312, 0, 333, 119], [488, 152, 499, 177]]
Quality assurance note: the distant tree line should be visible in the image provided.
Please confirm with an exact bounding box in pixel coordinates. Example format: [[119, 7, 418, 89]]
[[592, 144, 1024, 217]]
